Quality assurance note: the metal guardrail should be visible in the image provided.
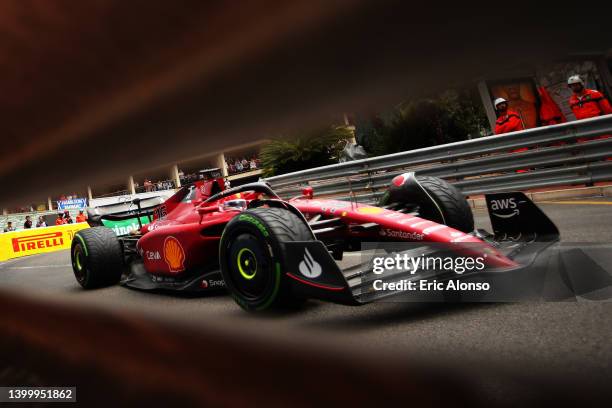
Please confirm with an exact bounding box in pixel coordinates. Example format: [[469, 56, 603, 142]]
[[263, 115, 612, 202]]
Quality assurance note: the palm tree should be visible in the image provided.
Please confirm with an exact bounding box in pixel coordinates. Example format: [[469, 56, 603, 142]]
[[260, 125, 353, 177]]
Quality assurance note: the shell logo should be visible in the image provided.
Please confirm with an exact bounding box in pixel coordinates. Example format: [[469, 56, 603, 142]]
[[163, 236, 185, 273]]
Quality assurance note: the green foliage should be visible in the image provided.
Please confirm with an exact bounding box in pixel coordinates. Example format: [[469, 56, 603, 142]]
[[438, 89, 490, 138], [357, 88, 490, 156], [260, 125, 353, 177]]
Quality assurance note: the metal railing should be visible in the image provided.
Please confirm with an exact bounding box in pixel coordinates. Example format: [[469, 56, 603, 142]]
[[263, 115, 612, 203]]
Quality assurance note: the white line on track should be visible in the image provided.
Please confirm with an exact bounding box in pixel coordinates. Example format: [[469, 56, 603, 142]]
[[4, 264, 71, 270], [0, 258, 27, 268]]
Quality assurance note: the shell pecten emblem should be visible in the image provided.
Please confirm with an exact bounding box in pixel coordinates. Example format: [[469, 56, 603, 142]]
[[163, 236, 186, 272]]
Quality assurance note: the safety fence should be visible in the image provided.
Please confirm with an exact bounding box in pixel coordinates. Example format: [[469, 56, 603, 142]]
[[263, 115, 612, 203]]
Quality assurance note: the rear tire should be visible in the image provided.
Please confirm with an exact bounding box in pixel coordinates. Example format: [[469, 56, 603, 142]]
[[219, 207, 312, 311], [71, 227, 123, 289]]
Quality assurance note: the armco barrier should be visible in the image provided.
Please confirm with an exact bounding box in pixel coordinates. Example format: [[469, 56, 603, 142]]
[[0, 223, 89, 261], [263, 115, 612, 202]]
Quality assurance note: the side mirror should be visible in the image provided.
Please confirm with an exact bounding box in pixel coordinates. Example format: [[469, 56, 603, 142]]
[[197, 204, 218, 224], [197, 205, 218, 215], [301, 186, 314, 199]]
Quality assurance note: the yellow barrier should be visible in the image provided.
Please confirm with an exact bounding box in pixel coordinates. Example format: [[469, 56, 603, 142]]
[[0, 223, 90, 262]]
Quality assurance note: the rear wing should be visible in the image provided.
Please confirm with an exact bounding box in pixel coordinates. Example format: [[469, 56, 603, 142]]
[[87, 196, 165, 235]]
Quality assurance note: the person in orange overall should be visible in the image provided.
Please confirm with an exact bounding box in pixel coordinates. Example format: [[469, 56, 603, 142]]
[[55, 213, 66, 225], [75, 210, 88, 223], [494, 98, 528, 172], [494, 98, 525, 135], [568, 75, 612, 142]]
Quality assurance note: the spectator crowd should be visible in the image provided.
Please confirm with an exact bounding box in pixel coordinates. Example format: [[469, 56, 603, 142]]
[[225, 156, 260, 175], [136, 179, 176, 193], [179, 172, 204, 185], [2, 210, 88, 233]]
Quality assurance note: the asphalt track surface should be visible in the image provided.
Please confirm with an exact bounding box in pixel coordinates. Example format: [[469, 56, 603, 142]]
[[1, 198, 612, 392]]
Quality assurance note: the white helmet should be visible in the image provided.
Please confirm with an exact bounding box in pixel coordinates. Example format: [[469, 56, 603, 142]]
[[567, 75, 584, 86], [493, 97, 508, 108]]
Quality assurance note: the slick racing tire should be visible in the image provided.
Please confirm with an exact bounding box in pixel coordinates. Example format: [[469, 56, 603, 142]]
[[71, 227, 124, 289], [219, 207, 312, 311], [379, 175, 474, 233]]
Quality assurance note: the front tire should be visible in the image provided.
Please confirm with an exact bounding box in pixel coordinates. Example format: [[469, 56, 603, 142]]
[[71, 227, 124, 289], [415, 176, 474, 233], [219, 207, 312, 311], [379, 174, 474, 233]]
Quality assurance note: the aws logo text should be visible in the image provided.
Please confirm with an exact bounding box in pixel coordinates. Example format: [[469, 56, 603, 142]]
[[490, 198, 520, 219]]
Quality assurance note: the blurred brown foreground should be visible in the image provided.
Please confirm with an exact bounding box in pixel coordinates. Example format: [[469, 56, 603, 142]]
[[0, 289, 610, 407]]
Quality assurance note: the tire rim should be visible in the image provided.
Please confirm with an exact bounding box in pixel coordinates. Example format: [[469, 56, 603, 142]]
[[72, 245, 86, 283], [227, 233, 271, 300], [237, 248, 257, 280]]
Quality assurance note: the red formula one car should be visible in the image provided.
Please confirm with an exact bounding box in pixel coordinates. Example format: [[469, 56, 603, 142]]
[[72, 170, 559, 311]]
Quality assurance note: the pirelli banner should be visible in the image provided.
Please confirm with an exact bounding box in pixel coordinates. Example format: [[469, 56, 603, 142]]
[[0, 223, 89, 262]]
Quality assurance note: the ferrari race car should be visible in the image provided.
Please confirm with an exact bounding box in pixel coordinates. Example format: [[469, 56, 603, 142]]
[[71, 170, 559, 311]]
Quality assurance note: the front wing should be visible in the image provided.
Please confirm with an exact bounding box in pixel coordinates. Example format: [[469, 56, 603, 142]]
[[280, 237, 558, 304]]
